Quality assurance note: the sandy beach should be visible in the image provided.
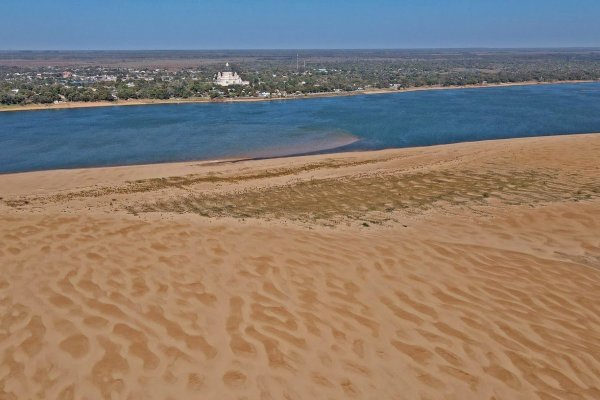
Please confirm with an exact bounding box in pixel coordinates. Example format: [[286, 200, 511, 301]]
[[1, 134, 599, 399], [1, 79, 595, 113]]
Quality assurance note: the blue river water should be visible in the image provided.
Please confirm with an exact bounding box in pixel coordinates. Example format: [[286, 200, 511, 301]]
[[1, 82, 600, 174]]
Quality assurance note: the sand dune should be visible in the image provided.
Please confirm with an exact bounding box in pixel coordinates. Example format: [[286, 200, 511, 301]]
[[1, 134, 599, 399]]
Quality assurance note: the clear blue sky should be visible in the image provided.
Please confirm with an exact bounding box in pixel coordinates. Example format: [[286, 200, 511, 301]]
[[1, 0, 599, 50]]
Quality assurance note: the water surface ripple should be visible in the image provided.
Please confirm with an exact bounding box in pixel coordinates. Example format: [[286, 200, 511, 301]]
[[1, 83, 600, 173]]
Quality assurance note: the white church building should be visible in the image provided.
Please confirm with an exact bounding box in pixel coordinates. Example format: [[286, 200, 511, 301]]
[[214, 63, 249, 86]]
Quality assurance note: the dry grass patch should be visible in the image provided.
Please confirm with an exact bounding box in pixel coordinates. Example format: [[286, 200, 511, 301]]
[[131, 168, 600, 224]]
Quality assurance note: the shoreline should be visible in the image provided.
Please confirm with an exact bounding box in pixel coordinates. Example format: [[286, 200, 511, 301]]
[[1, 132, 599, 178], [0, 79, 596, 113], [1, 131, 599, 178], [1, 133, 597, 184]]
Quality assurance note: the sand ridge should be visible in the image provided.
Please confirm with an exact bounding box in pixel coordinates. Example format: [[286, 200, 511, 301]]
[[1, 134, 599, 399]]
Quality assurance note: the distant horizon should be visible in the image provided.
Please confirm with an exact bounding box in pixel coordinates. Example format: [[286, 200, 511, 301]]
[[2, 47, 600, 52]]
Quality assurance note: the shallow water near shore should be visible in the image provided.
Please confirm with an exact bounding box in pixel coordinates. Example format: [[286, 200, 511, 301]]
[[2, 82, 600, 173]]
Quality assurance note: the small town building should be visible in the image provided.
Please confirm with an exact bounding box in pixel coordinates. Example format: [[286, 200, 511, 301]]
[[214, 63, 249, 86]]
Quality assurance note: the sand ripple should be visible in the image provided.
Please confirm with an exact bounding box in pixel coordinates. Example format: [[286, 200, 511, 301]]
[[1, 134, 599, 399], [1, 200, 599, 399]]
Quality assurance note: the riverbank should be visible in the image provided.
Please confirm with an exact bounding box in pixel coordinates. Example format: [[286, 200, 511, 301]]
[[1, 79, 596, 113], [1, 134, 599, 399]]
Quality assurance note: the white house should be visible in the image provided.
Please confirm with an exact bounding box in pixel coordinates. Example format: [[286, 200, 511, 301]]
[[214, 63, 249, 86]]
